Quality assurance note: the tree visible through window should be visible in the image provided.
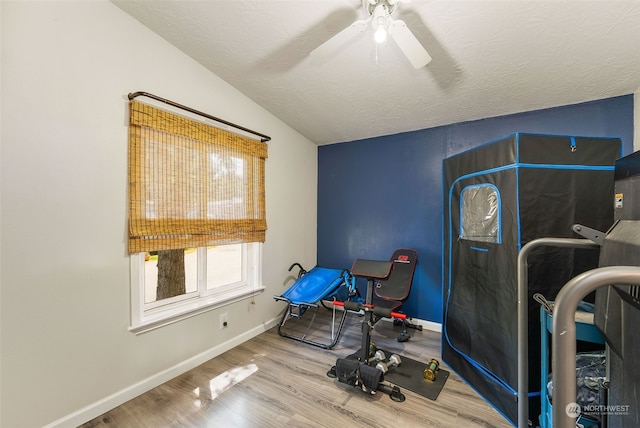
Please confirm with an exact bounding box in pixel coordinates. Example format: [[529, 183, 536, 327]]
[[155, 250, 186, 300], [143, 245, 243, 303]]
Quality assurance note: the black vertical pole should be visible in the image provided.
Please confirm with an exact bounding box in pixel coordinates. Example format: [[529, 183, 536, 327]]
[[360, 277, 375, 362]]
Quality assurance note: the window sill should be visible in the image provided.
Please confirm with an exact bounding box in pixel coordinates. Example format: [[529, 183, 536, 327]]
[[129, 285, 265, 335]]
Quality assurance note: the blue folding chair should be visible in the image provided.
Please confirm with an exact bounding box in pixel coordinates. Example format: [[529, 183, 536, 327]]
[[274, 263, 358, 349]]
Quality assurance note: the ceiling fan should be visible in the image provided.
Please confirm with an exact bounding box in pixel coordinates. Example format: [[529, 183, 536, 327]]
[[310, 0, 431, 69]]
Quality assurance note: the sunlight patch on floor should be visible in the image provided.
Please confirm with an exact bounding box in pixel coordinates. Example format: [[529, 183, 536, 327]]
[[192, 363, 259, 406]]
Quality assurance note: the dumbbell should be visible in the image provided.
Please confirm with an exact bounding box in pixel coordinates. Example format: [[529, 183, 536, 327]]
[[368, 340, 377, 358], [368, 350, 386, 364], [375, 354, 402, 374], [423, 358, 440, 381]]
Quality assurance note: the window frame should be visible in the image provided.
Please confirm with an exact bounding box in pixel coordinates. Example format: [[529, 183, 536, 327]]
[[129, 242, 264, 334]]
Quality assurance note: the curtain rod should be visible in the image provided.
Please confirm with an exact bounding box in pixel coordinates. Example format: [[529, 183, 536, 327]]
[[128, 91, 271, 142]]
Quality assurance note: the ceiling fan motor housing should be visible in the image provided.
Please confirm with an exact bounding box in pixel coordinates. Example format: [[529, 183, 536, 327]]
[[365, 0, 399, 17]]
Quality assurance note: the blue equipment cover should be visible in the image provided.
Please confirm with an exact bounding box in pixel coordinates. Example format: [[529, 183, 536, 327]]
[[279, 267, 350, 305], [274, 266, 357, 349]]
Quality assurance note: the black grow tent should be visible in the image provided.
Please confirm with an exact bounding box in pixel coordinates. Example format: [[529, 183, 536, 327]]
[[442, 132, 620, 425]]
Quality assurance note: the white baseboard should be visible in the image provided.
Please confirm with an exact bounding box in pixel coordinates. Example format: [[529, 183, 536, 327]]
[[410, 318, 442, 333], [44, 316, 281, 428], [377, 315, 442, 333]]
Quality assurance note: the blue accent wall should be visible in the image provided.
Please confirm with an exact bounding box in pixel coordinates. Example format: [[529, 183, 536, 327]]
[[317, 95, 634, 323]]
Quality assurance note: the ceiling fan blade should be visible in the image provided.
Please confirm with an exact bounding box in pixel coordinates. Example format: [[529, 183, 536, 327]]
[[388, 19, 431, 69], [310, 19, 369, 60]]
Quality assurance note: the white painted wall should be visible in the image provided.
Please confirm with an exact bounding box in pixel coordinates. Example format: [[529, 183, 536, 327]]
[[0, 2, 317, 427]]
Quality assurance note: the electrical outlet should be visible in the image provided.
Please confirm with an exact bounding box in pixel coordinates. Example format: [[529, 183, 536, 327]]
[[219, 312, 228, 329]]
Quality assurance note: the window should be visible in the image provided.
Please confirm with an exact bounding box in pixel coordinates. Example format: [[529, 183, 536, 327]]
[[127, 100, 267, 333], [130, 243, 262, 333], [460, 184, 501, 243]]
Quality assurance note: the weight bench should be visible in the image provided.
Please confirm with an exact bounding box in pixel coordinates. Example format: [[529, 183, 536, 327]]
[[274, 263, 358, 349], [346, 248, 419, 357], [327, 248, 419, 401], [372, 248, 421, 341]]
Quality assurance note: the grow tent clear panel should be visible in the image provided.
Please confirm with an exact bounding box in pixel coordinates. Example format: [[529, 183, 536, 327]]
[[460, 184, 500, 243]]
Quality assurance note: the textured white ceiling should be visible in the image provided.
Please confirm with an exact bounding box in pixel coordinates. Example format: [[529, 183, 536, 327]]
[[113, 0, 640, 145]]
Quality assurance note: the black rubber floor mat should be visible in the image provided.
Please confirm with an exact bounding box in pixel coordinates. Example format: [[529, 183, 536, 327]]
[[378, 349, 449, 401]]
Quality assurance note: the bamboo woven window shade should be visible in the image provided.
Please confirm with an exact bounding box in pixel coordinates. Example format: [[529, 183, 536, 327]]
[[128, 100, 268, 254]]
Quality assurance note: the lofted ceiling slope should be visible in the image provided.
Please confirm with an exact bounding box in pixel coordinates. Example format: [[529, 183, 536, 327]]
[[113, 0, 640, 145]]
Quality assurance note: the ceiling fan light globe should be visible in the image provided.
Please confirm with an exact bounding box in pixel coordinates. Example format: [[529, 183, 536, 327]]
[[375, 26, 387, 43]]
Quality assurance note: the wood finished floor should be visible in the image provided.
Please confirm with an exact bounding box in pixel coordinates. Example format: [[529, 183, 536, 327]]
[[81, 308, 512, 428]]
